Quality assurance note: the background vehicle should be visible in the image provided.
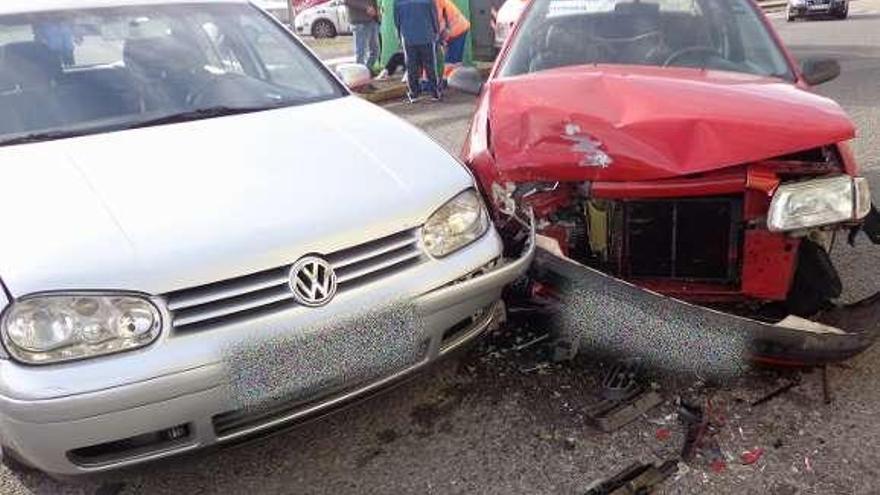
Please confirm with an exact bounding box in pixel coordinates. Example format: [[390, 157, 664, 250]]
[[0, 0, 531, 476], [458, 0, 879, 369], [788, 0, 849, 20], [294, 0, 351, 38], [254, 0, 294, 23], [494, 0, 528, 48]]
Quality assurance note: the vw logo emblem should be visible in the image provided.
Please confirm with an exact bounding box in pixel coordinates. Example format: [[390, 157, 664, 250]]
[[289, 256, 338, 307]]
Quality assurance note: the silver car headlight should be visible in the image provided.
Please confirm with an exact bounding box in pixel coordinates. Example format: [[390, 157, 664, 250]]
[[423, 189, 491, 257], [1, 294, 161, 365], [768, 176, 871, 232]]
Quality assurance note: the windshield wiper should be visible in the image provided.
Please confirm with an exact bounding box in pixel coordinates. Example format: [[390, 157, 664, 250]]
[[124, 104, 287, 130], [0, 104, 296, 147], [0, 129, 96, 147]]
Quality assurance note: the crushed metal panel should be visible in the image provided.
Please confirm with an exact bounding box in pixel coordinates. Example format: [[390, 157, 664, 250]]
[[487, 67, 855, 183]]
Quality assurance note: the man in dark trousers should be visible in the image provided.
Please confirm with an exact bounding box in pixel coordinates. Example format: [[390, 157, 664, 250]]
[[394, 0, 441, 102], [344, 0, 380, 72]]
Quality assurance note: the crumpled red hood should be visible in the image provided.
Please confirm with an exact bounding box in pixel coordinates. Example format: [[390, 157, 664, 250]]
[[488, 66, 856, 182]]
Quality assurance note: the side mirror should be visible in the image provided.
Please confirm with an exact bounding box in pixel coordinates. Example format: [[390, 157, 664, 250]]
[[335, 63, 372, 89], [447, 66, 484, 95], [800, 57, 840, 86]]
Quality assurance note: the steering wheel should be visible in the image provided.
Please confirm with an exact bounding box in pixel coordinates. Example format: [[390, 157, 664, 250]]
[[663, 46, 722, 67], [186, 71, 288, 109], [185, 72, 243, 107], [535, 27, 616, 69]]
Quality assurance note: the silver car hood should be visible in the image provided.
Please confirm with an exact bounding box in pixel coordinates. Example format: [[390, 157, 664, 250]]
[[0, 97, 473, 296]]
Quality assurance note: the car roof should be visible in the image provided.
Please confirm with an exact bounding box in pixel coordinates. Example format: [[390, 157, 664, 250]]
[[0, 0, 250, 16]]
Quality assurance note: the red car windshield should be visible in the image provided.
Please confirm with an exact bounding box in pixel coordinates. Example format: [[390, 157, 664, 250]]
[[499, 0, 794, 80]]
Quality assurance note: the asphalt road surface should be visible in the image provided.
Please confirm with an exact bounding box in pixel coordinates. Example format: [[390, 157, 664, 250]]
[[5, 4, 880, 494]]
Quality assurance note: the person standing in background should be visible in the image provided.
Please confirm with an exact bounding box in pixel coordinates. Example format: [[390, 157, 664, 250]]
[[345, 0, 380, 72], [394, 0, 441, 102], [435, 0, 470, 79], [34, 22, 77, 66]]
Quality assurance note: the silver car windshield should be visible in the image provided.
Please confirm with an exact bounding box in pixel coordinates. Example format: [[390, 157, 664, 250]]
[[0, 3, 343, 145], [499, 0, 794, 80]]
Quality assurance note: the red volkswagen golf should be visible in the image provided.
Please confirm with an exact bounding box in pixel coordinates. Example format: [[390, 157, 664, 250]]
[[457, 0, 880, 371]]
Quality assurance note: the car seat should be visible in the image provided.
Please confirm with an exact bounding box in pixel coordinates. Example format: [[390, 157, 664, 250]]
[[602, 2, 670, 65], [123, 35, 208, 111], [0, 41, 65, 135], [529, 22, 606, 73]]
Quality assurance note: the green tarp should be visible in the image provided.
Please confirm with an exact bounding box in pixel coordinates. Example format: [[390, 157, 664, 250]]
[[377, 0, 473, 69]]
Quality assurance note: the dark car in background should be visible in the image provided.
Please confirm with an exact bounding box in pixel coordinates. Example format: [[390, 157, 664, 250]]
[[788, 0, 849, 21]]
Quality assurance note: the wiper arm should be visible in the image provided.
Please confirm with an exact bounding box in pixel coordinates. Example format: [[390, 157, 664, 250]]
[[124, 105, 281, 130], [0, 129, 94, 147], [0, 103, 300, 146]]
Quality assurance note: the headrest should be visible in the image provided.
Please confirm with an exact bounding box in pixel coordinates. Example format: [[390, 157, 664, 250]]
[[545, 24, 579, 49], [607, 2, 662, 39], [124, 36, 206, 77], [0, 42, 62, 89], [614, 2, 661, 16]]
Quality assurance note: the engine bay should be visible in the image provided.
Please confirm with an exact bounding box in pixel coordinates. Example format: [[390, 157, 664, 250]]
[[496, 151, 863, 326]]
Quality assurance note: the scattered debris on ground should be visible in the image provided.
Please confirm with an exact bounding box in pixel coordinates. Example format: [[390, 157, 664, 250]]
[[583, 361, 664, 432], [586, 390, 664, 433], [584, 460, 678, 495], [679, 399, 726, 468], [751, 375, 802, 407], [457, 312, 869, 494], [741, 447, 765, 466]]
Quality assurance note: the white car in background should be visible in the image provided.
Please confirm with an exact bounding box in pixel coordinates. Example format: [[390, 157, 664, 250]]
[[294, 0, 351, 38], [254, 0, 293, 23], [494, 0, 529, 48]]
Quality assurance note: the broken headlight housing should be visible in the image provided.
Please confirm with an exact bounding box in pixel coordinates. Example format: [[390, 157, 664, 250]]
[[423, 189, 490, 257], [768, 176, 871, 232], [0, 294, 161, 365]]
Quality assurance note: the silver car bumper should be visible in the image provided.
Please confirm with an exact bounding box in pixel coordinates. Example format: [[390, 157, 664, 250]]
[[0, 229, 535, 476]]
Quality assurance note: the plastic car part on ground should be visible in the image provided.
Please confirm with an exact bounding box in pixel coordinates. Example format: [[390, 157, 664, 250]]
[[741, 447, 766, 465], [584, 460, 678, 495]]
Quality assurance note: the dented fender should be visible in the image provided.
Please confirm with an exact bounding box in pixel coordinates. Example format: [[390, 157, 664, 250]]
[[532, 243, 880, 370]]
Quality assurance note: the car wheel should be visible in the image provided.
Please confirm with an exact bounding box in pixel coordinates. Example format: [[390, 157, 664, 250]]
[[311, 19, 337, 39], [838, 4, 849, 18], [786, 8, 796, 21]]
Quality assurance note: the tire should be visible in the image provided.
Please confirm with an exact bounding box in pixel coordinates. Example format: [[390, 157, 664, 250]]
[[786, 239, 842, 317], [311, 19, 337, 39], [786, 8, 796, 21], [837, 5, 849, 18]]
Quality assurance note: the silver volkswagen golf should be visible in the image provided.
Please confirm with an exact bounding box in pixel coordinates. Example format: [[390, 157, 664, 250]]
[[0, 0, 533, 476]]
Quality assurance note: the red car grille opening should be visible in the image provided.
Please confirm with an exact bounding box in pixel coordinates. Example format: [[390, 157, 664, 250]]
[[620, 197, 743, 283]]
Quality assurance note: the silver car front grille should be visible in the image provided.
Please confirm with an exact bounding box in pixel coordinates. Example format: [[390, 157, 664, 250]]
[[165, 228, 424, 331]]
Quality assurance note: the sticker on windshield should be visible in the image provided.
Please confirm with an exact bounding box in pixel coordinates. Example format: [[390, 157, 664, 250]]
[[546, 0, 697, 17]]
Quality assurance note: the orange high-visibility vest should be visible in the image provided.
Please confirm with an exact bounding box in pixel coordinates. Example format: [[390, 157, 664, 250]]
[[435, 0, 470, 40]]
